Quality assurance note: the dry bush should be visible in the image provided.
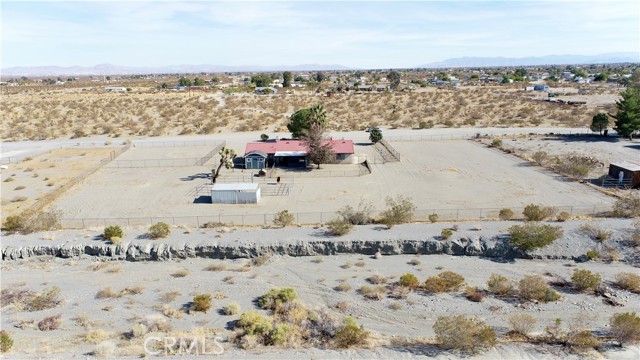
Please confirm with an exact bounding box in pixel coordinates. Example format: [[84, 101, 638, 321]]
[[258, 288, 298, 310], [334, 301, 349, 312], [518, 275, 560, 303], [171, 269, 189, 278], [398, 273, 420, 289], [334, 317, 369, 348], [367, 275, 387, 285], [424, 271, 465, 293], [84, 329, 111, 344], [95, 288, 121, 299], [273, 210, 295, 227], [38, 314, 62, 331], [337, 201, 373, 225], [615, 273, 640, 294], [433, 315, 496, 354], [158, 291, 181, 303], [380, 195, 416, 228], [571, 269, 602, 292], [253, 254, 271, 266], [326, 218, 353, 236], [465, 287, 485, 302], [522, 204, 555, 221], [192, 294, 213, 313], [486, 274, 516, 296], [94, 341, 116, 357], [143, 314, 172, 332], [205, 263, 226, 271], [507, 314, 537, 337], [610, 312, 640, 346], [359, 285, 386, 300], [354, 260, 366, 267], [334, 282, 352, 292], [613, 192, 640, 218], [222, 302, 241, 315], [130, 323, 147, 338], [408, 258, 421, 266], [27, 287, 62, 311]]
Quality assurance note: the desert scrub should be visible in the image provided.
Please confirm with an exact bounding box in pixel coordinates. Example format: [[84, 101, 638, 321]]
[[508, 223, 563, 251], [522, 203, 555, 221], [507, 314, 537, 337], [102, 225, 124, 241], [273, 210, 295, 227], [615, 273, 640, 294], [337, 200, 373, 225], [38, 314, 62, 331], [433, 315, 496, 354], [0, 330, 13, 353], [499, 208, 514, 220], [148, 222, 170, 239], [486, 274, 516, 296], [171, 269, 189, 278], [359, 285, 386, 300], [613, 192, 640, 217], [441, 228, 453, 239], [222, 302, 241, 315], [2, 215, 24, 233], [334, 282, 352, 292], [571, 269, 602, 292], [556, 211, 571, 222], [334, 317, 369, 348], [428, 213, 438, 223], [367, 275, 387, 284], [398, 273, 420, 289], [253, 254, 271, 266], [609, 312, 640, 346], [192, 294, 212, 313], [205, 263, 226, 271], [490, 139, 502, 148], [518, 275, 560, 303], [465, 287, 484, 302], [326, 218, 353, 236], [237, 311, 273, 337], [258, 288, 298, 310], [423, 271, 465, 293], [27, 287, 62, 311], [380, 195, 416, 228]]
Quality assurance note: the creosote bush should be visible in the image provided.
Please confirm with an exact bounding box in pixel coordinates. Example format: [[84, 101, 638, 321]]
[[258, 288, 298, 310], [337, 201, 373, 225], [2, 215, 24, 233], [222, 302, 241, 315], [148, 222, 170, 239], [615, 273, 640, 294], [486, 274, 516, 296], [428, 214, 439, 223], [508, 314, 537, 337], [518, 275, 560, 303], [192, 294, 212, 313], [610, 312, 640, 346], [499, 208, 514, 221], [398, 273, 420, 289], [0, 330, 13, 353], [509, 223, 563, 251], [380, 195, 416, 229], [571, 269, 602, 292], [326, 218, 353, 236], [359, 285, 386, 300], [102, 225, 124, 241], [433, 315, 496, 354], [424, 271, 465, 293], [334, 317, 369, 348], [465, 287, 484, 302], [441, 228, 453, 239], [522, 204, 555, 221], [273, 210, 295, 227]]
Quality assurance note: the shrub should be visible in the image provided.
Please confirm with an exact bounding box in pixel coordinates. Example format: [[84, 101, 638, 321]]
[[571, 269, 602, 292], [441, 228, 453, 239], [253, 254, 271, 266], [0, 331, 13, 353], [408, 258, 421, 266], [237, 311, 272, 337], [508, 223, 563, 251], [567, 329, 601, 351], [148, 222, 170, 239], [258, 288, 298, 310], [380, 195, 416, 228], [109, 237, 122, 245], [366, 275, 387, 285], [610, 312, 640, 346], [171, 269, 189, 278], [28, 287, 62, 311], [465, 287, 484, 302], [268, 323, 294, 346], [507, 314, 537, 337], [586, 250, 599, 260], [334, 317, 369, 348], [499, 208, 514, 221], [519, 275, 559, 302], [595, 229, 612, 242], [615, 273, 640, 294], [334, 282, 352, 292], [38, 314, 62, 331], [260, 133, 269, 141], [433, 315, 496, 354], [222, 302, 241, 315], [428, 213, 439, 223], [490, 139, 503, 148], [205, 263, 226, 271], [192, 294, 212, 313], [613, 192, 640, 218], [2, 215, 24, 233], [522, 204, 555, 221], [94, 341, 116, 357], [424, 271, 465, 293], [487, 274, 516, 296], [326, 218, 353, 236], [22, 210, 61, 233], [142, 314, 172, 332], [96, 287, 121, 299], [398, 273, 420, 289], [359, 285, 386, 300], [273, 210, 295, 227], [102, 225, 124, 240], [337, 201, 373, 225], [532, 151, 548, 165], [557, 211, 571, 222]]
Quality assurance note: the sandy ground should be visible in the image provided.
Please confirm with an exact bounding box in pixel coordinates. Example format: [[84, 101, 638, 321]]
[[1, 247, 639, 358], [47, 139, 613, 226]]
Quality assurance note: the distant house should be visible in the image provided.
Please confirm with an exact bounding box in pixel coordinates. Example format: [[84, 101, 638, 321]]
[[243, 139, 355, 169], [255, 87, 277, 95], [608, 162, 640, 188], [105, 86, 127, 92], [533, 84, 549, 91], [211, 183, 261, 204]]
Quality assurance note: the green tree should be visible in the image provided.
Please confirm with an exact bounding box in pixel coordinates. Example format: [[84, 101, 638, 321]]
[[302, 122, 335, 169], [193, 77, 205, 86], [574, 69, 588, 78], [594, 73, 607, 82], [501, 75, 511, 84], [316, 71, 325, 83], [211, 147, 236, 183], [250, 74, 272, 87], [548, 75, 559, 82], [514, 68, 527, 81], [369, 127, 383, 143], [610, 87, 640, 140], [388, 70, 401, 90], [178, 77, 192, 86], [211, 77, 220, 83], [287, 104, 327, 138], [282, 71, 292, 87], [590, 113, 609, 135]]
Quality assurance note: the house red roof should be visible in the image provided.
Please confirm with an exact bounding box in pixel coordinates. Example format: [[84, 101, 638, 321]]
[[245, 139, 354, 155]]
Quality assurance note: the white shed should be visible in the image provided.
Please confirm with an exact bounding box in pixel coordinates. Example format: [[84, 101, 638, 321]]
[[211, 183, 261, 204]]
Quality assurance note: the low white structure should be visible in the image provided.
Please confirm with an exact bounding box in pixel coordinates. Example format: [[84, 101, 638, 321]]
[[105, 86, 127, 92], [211, 183, 260, 204]]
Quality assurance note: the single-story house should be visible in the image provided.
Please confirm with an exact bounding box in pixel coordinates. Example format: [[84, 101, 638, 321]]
[[608, 162, 640, 188], [243, 139, 355, 169], [533, 85, 549, 91], [211, 183, 261, 204], [105, 86, 127, 92]]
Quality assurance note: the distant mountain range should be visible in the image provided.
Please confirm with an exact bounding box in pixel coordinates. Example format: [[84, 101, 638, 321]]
[[419, 53, 639, 68], [0, 63, 354, 76]]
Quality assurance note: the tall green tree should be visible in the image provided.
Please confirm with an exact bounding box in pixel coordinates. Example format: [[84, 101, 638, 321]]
[[388, 70, 401, 90], [282, 71, 292, 87], [287, 104, 327, 138], [178, 77, 192, 86], [250, 74, 272, 87], [302, 122, 334, 169], [316, 71, 325, 83], [590, 113, 609, 135], [193, 77, 205, 86], [610, 87, 640, 140], [369, 128, 383, 143]]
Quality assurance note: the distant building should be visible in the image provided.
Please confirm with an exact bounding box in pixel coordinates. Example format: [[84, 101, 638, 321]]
[[243, 139, 355, 169], [211, 183, 261, 204], [533, 84, 549, 91], [254, 87, 277, 95], [105, 86, 127, 92], [608, 162, 640, 188]]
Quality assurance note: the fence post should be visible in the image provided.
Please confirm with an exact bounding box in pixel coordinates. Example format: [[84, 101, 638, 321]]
[[479, 208, 483, 220]]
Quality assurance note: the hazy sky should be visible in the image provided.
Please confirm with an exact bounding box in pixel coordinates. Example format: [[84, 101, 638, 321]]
[[2, 0, 639, 68]]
